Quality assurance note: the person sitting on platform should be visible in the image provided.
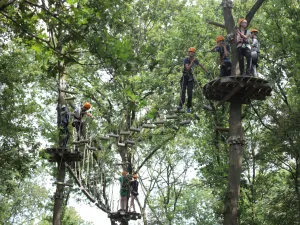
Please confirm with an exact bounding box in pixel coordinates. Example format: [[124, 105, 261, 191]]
[[211, 36, 231, 77], [129, 173, 139, 213], [71, 102, 93, 141], [119, 171, 130, 211], [250, 28, 260, 76], [177, 47, 210, 113], [235, 18, 252, 76]]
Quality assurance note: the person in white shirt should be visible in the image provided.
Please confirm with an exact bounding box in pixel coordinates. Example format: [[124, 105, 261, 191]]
[[250, 28, 260, 76], [235, 18, 252, 76]]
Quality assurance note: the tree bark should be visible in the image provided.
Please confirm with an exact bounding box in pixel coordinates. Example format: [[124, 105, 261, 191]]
[[245, 0, 266, 25], [222, 0, 238, 76], [223, 101, 244, 225], [53, 162, 66, 225], [53, 59, 66, 225]]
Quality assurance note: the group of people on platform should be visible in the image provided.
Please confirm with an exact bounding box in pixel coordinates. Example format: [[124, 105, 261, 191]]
[[178, 18, 260, 113], [119, 171, 139, 213]]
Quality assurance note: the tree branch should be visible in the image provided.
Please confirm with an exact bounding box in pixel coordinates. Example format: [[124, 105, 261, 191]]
[[246, 0, 266, 25], [207, 20, 226, 29]]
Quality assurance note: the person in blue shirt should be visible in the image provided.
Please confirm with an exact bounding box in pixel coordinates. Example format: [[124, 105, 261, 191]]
[[177, 47, 209, 113], [211, 36, 231, 77]]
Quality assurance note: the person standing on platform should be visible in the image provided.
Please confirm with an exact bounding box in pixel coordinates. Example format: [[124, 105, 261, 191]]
[[119, 171, 130, 211], [211, 35, 232, 77], [71, 102, 93, 141], [250, 28, 260, 76], [177, 47, 210, 113], [236, 18, 252, 76], [129, 173, 139, 213]]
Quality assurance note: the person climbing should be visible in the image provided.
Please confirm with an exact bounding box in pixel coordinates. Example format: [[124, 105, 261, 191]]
[[119, 171, 130, 211], [177, 47, 210, 113], [211, 36, 231, 77], [71, 102, 93, 141], [236, 18, 252, 76], [250, 28, 260, 76], [60, 104, 70, 148], [129, 173, 139, 213]]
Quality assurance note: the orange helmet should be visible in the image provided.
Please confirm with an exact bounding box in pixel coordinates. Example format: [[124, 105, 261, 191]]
[[216, 36, 225, 43], [250, 28, 259, 33], [238, 18, 247, 26], [83, 102, 91, 109], [133, 174, 138, 179], [188, 47, 196, 53]]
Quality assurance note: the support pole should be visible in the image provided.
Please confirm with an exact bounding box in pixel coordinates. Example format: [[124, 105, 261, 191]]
[[223, 100, 245, 225]]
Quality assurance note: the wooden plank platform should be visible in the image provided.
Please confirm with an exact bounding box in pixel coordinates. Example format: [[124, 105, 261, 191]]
[[45, 148, 83, 162], [108, 211, 141, 221], [203, 76, 272, 103]]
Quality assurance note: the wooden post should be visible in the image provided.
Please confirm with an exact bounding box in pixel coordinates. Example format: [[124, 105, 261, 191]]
[[223, 100, 245, 225]]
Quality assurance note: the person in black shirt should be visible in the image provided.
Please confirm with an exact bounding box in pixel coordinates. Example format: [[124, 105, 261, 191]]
[[178, 47, 209, 113], [129, 173, 139, 213]]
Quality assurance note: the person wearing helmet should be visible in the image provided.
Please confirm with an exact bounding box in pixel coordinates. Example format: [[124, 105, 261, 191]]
[[119, 171, 130, 211], [178, 47, 210, 113], [129, 173, 139, 213], [211, 36, 231, 77], [236, 18, 252, 75], [250, 28, 260, 76], [71, 102, 93, 141]]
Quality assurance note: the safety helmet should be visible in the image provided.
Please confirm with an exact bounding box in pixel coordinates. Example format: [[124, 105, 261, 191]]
[[216, 36, 225, 43], [133, 174, 138, 179], [250, 28, 259, 33], [238, 18, 247, 26], [121, 171, 128, 175], [83, 102, 91, 109], [188, 47, 196, 53]]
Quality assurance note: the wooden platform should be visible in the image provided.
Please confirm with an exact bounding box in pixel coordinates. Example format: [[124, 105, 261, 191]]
[[108, 211, 141, 222], [203, 76, 272, 104], [45, 148, 83, 162]]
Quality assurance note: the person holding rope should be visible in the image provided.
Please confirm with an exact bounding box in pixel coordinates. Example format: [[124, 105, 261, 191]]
[[129, 173, 139, 213], [211, 35, 231, 77], [250, 28, 260, 76], [71, 102, 93, 141], [177, 47, 210, 113], [236, 18, 252, 76]]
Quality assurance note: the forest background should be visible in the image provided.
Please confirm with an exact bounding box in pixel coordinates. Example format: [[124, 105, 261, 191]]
[[1, 0, 300, 224]]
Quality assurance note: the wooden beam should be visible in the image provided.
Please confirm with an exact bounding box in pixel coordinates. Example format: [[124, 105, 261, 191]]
[[109, 134, 120, 138], [166, 115, 178, 119], [153, 120, 165, 125], [216, 83, 245, 107], [120, 131, 130, 135], [129, 127, 141, 132], [179, 120, 191, 125], [65, 97, 76, 100], [59, 89, 77, 95], [215, 126, 229, 132], [99, 136, 109, 140], [142, 124, 155, 128]]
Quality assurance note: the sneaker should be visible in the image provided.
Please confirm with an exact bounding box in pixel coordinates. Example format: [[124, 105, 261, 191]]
[[186, 108, 191, 113], [177, 106, 183, 110]]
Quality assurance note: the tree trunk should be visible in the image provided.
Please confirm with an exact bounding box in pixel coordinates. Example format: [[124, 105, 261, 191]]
[[223, 101, 244, 225], [222, 0, 239, 76], [53, 162, 66, 225], [53, 63, 66, 225]]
